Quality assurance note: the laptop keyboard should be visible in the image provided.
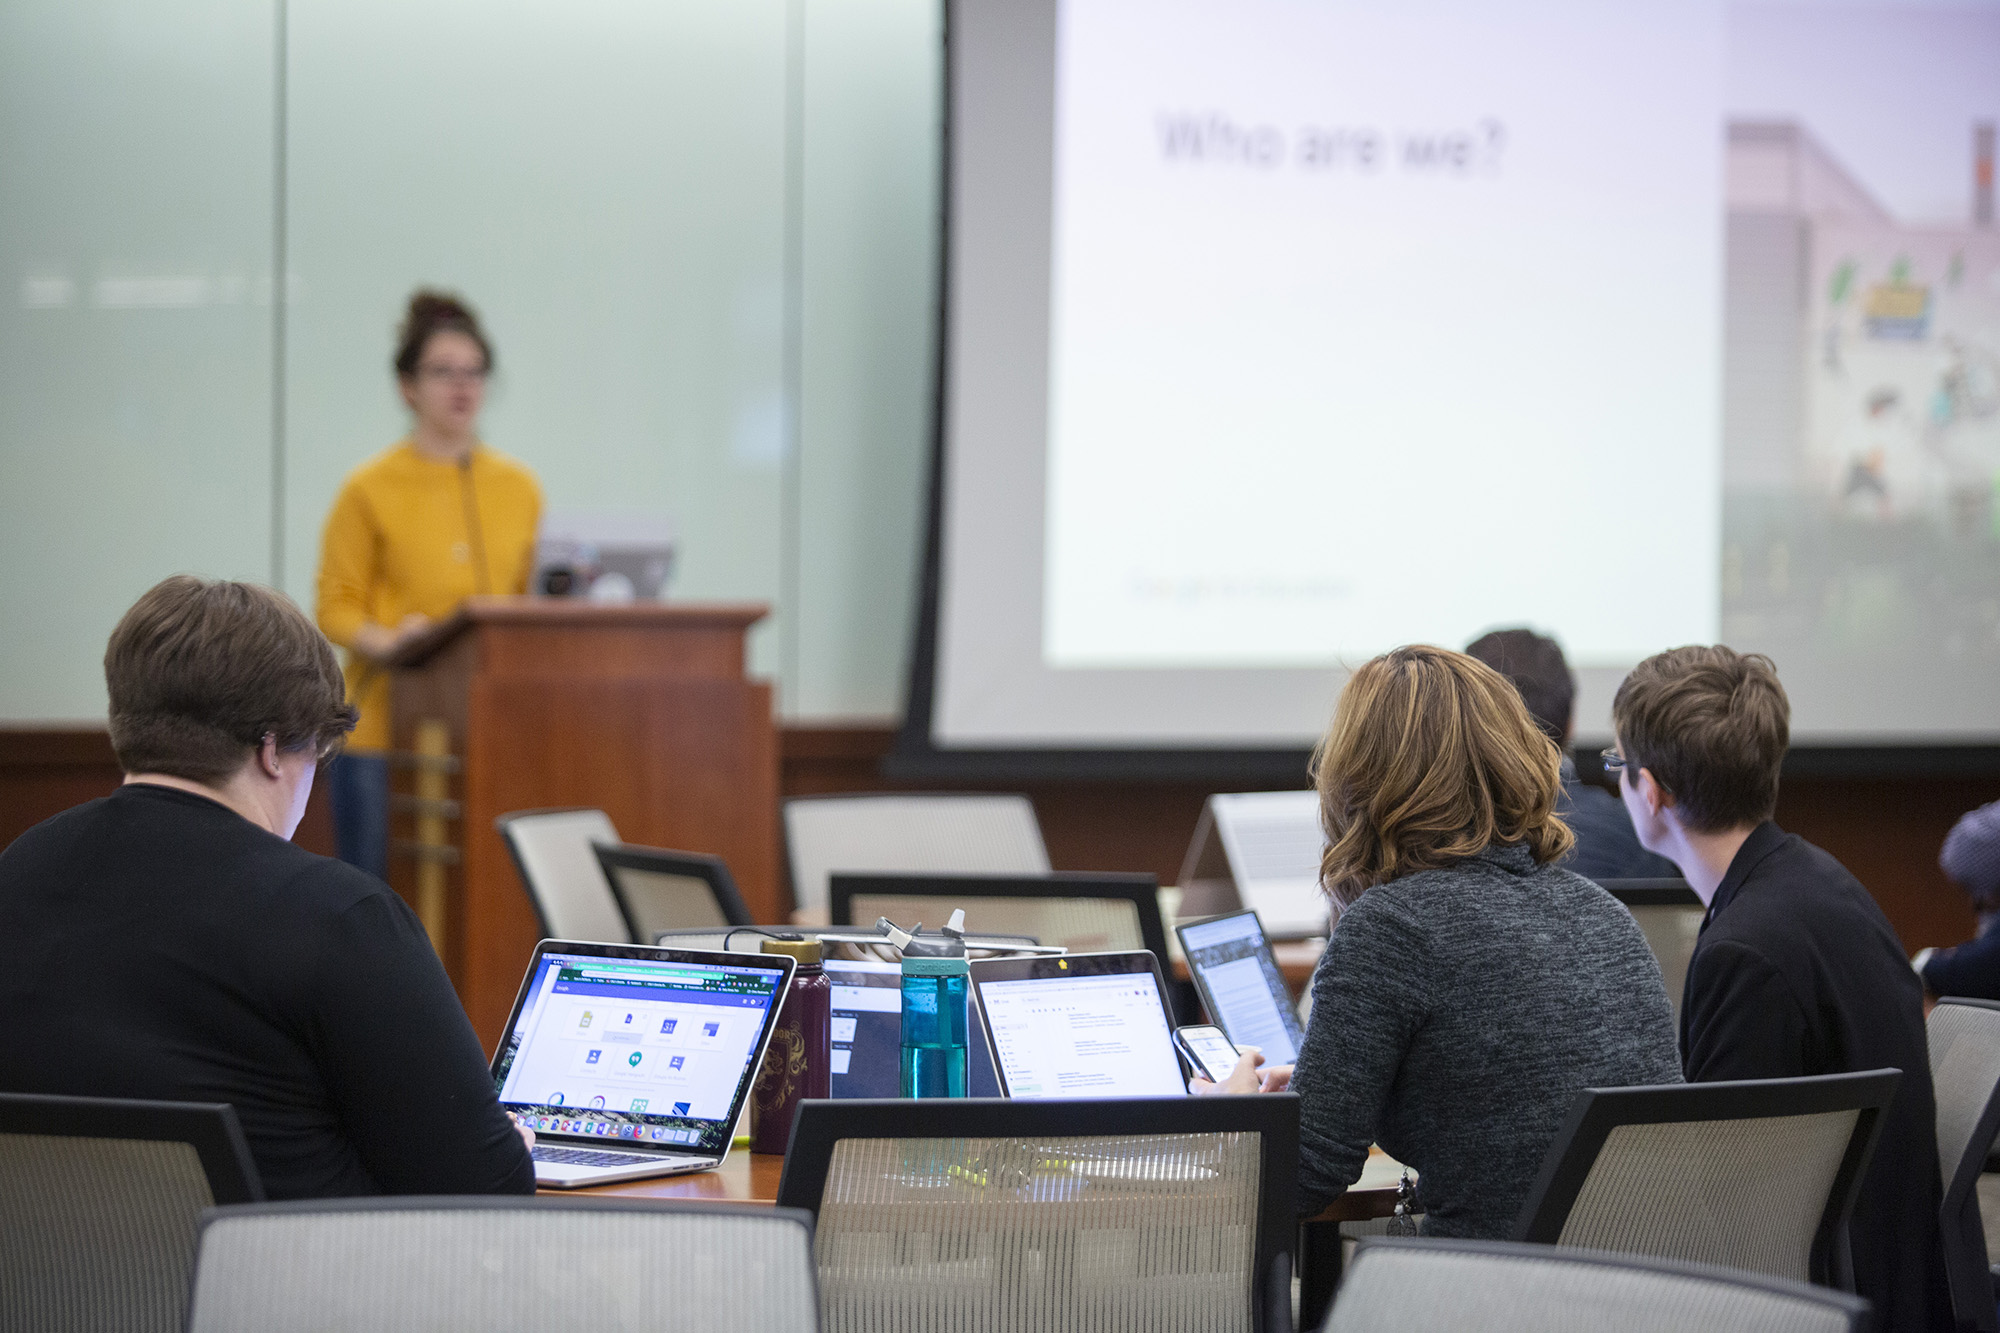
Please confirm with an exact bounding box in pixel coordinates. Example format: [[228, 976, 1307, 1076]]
[[533, 1146, 674, 1168]]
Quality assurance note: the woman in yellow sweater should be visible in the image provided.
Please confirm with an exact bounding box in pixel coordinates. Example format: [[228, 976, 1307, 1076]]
[[316, 291, 542, 878]]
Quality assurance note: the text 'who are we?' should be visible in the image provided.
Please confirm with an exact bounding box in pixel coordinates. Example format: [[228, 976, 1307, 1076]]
[[1156, 112, 1509, 176]]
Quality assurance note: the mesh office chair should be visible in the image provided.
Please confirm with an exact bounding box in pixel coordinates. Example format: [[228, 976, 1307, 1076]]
[[783, 793, 1050, 916], [186, 1197, 819, 1332], [830, 871, 1169, 960], [777, 1095, 1298, 1333], [1927, 998, 2000, 1332], [1513, 1070, 1900, 1287], [495, 807, 631, 942], [0, 1093, 262, 1333], [1327, 1238, 1871, 1333], [1601, 880, 1704, 1025], [594, 842, 755, 937]]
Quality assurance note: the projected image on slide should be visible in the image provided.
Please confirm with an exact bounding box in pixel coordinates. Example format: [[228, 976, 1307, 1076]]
[[1041, 0, 1725, 668], [1714, 3, 2000, 733]]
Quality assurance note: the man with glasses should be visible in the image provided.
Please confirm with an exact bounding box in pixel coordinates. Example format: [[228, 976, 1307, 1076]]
[[1610, 646, 1950, 1333]]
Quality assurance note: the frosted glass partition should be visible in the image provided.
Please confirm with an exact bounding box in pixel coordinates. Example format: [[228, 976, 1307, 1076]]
[[795, 0, 941, 717], [282, 0, 791, 677], [0, 0, 939, 723], [0, 0, 278, 721]]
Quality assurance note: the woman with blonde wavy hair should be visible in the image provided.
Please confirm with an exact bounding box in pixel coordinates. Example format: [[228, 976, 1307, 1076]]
[[1196, 645, 1680, 1237]]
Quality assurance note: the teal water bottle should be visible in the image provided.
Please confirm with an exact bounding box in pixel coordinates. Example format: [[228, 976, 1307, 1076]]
[[894, 915, 969, 1099]]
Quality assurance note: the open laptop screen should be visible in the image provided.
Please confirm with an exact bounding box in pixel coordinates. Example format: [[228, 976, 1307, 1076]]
[[492, 945, 790, 1155], [1177, 910, 1305, 1065], [971, 952, 1185, 1099]]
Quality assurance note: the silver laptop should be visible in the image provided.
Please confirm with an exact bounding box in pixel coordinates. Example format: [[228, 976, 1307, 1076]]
[[490, 939, 796, 1187], [1178, 792, 1332, 940], [969, 951, 1188, 1099]]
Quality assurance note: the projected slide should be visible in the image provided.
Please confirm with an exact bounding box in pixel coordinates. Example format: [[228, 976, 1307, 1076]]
[[930, 0, 2000, 747], [1042, 0, 1723, 668]]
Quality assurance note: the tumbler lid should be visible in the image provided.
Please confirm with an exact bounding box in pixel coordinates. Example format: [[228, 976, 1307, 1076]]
[[760, 937, 822, 966], [901, 931, 966, 960]]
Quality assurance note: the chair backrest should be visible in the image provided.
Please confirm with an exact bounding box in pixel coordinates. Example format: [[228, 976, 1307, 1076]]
[[830, 870, 1168, 961], [1927, 997, 2000, 1331], [594, 842, 756, 936], [0, 1092, 262, 1333], [495, 807, 631, 942], [1328, 1238, 1870, 1333], [186, 1197, 819, 1332], [1512, 1071, 1899, 1286], [1600, 880, 1704, 1024], [777, 1095, 1297, 1333], [783, 793, 1049, 916]]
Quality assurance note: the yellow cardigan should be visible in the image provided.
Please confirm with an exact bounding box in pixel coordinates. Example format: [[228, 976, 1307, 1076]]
[[316, 440, 542, 752]]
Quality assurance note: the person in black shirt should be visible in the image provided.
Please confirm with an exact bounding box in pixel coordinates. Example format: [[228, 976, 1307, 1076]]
[[0, 575, 533, 1199], [1609, 645, 1953, 1333], [1464, 628, 1678, 882]]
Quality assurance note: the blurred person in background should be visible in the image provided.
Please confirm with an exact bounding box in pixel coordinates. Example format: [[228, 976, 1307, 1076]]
[[1465, 627, 1678, 881], [316, 290, 541, 879], [1913, 799, 2000, 1000]]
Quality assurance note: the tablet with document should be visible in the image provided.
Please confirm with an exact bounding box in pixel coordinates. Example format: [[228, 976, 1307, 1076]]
[[1175, 909, 1306, 1065]]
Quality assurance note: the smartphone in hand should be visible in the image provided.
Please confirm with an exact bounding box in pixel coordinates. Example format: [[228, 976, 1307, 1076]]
[[1173, 1024, 1242, 1084]]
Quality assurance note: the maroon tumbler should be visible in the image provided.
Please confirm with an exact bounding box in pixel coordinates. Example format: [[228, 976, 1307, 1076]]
[[749, 937, 831, 1154]]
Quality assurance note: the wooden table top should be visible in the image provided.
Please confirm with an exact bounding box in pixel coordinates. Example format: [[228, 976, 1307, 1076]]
[[561, 1148, 782, 1204], [554, 1142, 1402, 1223]]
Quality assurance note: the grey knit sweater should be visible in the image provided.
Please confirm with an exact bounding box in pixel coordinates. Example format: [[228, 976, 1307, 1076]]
[[1289, 843, 1682, 1235]]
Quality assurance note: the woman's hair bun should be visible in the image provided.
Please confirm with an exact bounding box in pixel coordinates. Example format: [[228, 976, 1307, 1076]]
[[394, 288, 493, 378]]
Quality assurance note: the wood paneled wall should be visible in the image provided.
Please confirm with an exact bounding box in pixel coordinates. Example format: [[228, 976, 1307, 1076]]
[[0, 728, 339, 860], [6, 724, 1993, 953]]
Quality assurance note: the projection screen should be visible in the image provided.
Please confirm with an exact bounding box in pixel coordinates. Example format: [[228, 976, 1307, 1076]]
[[922, 0, 2000, 754]]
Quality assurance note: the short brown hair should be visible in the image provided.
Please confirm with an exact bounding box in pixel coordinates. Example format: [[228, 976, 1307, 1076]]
[[1611, 645, 1788, 834], [1314, 645, 1574, 909], [1463, 627, 1573, 745], [105, 576, 357, 782]]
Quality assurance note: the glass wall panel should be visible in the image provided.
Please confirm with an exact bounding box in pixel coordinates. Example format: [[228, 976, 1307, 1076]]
[[794, 0, 941, 717], [0, 0, 943, 724], [0, 0, 277, 719]]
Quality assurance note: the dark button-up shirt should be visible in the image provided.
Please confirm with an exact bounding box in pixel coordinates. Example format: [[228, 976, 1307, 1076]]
[[1682, 821, 1951, 1333]]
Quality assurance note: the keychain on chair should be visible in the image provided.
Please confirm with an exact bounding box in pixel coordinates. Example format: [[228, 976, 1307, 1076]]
[[1387, 1170, 1417, 1237]]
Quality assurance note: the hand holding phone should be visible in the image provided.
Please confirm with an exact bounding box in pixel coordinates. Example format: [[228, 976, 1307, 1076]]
[[1173, 1024, 1242, 1085]]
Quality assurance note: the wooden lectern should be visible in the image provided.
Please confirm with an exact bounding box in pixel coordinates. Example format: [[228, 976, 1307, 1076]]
[[383, 598, 778, 1049]]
